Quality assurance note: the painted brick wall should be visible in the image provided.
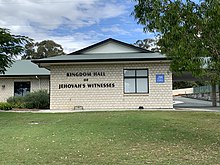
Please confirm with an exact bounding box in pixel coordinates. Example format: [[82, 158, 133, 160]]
[[50, 62, 173, 110], [0, 77, 49, 102]]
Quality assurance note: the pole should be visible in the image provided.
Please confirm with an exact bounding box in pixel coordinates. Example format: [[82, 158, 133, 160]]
[[211, 82, 217, 107]]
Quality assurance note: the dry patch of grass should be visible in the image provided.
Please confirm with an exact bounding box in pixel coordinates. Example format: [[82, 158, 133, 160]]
[[0, 111, 219, 164]]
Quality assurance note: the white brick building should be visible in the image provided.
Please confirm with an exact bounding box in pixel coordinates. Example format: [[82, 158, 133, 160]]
[[32, 38, 173, 110]]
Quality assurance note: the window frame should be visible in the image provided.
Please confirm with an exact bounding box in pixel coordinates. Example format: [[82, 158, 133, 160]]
[[14, 81, 31, 96], [123, 69, 149, 94]]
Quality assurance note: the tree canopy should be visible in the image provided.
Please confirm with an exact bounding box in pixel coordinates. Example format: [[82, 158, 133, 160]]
[[133, 0, 220, 82], [22, 40, 65, 59], [0, 28, 31, 73], [134, 38, 160, 52]]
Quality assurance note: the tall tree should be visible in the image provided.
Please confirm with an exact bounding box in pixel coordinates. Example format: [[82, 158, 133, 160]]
[[0, 28, 31, 73], [22, 40, 65, 59], [134, 38, 160, 52], [133, 0, 220, 106]]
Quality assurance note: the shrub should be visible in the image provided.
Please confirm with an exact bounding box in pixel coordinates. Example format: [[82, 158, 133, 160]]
[[0, 102, 13, 110], [7, 90, 50, 109], [7, 96, 26, 108], [24, 90, 49, 109]]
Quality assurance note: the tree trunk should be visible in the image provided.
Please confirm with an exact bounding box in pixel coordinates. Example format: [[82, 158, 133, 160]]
[[219, 84, 220, 107], [211, 83, 217, 107]]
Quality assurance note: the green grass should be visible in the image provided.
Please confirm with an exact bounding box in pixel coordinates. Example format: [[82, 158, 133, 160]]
[[0, 111, 219, 165]]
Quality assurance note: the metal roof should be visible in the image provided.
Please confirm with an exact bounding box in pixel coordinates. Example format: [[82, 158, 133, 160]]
[[32, 52, 168, 64], [0, 60, 50, 76], [31, 38, 169, 68]]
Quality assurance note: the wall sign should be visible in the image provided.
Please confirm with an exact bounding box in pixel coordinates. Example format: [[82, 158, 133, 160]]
[[67, 72, 105, 77], [59, 71, 115, 89], [156, 74, 165, 83], [59, 83, 115, 89]]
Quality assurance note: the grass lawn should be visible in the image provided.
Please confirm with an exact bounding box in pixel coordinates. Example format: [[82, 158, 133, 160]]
[[0, 111, 219, 165]]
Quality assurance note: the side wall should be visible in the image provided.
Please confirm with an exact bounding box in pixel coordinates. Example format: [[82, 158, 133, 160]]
[[50, 62, 173, 110], [0, 77, 49, 102]]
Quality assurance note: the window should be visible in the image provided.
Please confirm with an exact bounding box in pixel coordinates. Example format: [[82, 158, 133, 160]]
[[14, 82, 31, 96], [124, 69, 148, 94]]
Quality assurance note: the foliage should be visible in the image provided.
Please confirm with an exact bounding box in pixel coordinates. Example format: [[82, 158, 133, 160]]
[[0, 102, 12, 110], [7, 96, 26, 108], [24, 90, 49, 109], [134, 38, 160, 52], [22, 40, 66, 59], [133, 0, 220, 82], [7, 90, 49, 109], [0, 28, 32, 73], [0, 112, 219, 164], [173, 81, 207, 89]]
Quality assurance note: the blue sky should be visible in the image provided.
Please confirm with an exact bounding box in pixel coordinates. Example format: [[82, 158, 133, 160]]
[[0, 0, 154, 53]]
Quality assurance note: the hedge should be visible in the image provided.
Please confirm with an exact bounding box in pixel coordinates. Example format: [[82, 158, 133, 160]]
[[0, 102, 13, 110], [7, 90, 49, 109]]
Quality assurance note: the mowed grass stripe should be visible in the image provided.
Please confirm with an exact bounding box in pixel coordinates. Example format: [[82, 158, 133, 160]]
[[0, 111, 219, 164]]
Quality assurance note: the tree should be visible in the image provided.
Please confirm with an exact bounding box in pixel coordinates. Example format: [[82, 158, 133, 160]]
[[22, 40, 65, 59], [134, 38, 160, 52], [133, 0, 220, 106], [0, 28, 31, 73]]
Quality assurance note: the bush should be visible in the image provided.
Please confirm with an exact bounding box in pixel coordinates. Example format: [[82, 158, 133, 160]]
[[7, 90, 50, 109], [7, 96, 26, 108], [24, 90, 49, 109], [0, 102, 13, 110]]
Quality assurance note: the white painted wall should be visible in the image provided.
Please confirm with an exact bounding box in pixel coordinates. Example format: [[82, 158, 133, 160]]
[[0, 77, 49, 102], [83, 42, 140, 54], [173, 88, 193, 96]]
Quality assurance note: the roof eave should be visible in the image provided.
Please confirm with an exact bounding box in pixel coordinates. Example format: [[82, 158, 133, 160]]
[[0, 74, 50, 78], [32, 57, 170, 64]]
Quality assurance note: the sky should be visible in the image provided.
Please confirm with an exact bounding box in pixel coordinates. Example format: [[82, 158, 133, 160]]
[[0, 0, 154, 53]]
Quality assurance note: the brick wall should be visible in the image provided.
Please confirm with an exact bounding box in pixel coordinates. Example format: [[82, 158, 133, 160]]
[[50, 62, 173, 110], [0, 77, 49, 102]]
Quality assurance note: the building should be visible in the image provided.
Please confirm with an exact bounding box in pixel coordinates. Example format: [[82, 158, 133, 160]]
[[0, 60, 50, 102], [32, 38, 173, 110]]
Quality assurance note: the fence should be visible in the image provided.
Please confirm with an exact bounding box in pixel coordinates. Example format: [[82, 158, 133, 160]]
[[187, 85, 220, 101], [193, 85, 219, 94]]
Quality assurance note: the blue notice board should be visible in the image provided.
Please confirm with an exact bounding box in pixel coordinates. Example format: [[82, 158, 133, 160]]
[[156, 74, 165, 83]]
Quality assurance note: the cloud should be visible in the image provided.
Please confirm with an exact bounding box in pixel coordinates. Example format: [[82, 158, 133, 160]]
[[51, 31, 107, 53], [133, 28, 144, 33], [1, 0, 126, 31], [0, 0, 127, 52], [101, 24, 130, 35]]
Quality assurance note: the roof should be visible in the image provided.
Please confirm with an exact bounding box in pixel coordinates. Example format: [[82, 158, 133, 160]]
[[32, 38, 169, 67], [32, 52, 167, 64], [69, 38, 151, 55], [0, 60, 50, 77]]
